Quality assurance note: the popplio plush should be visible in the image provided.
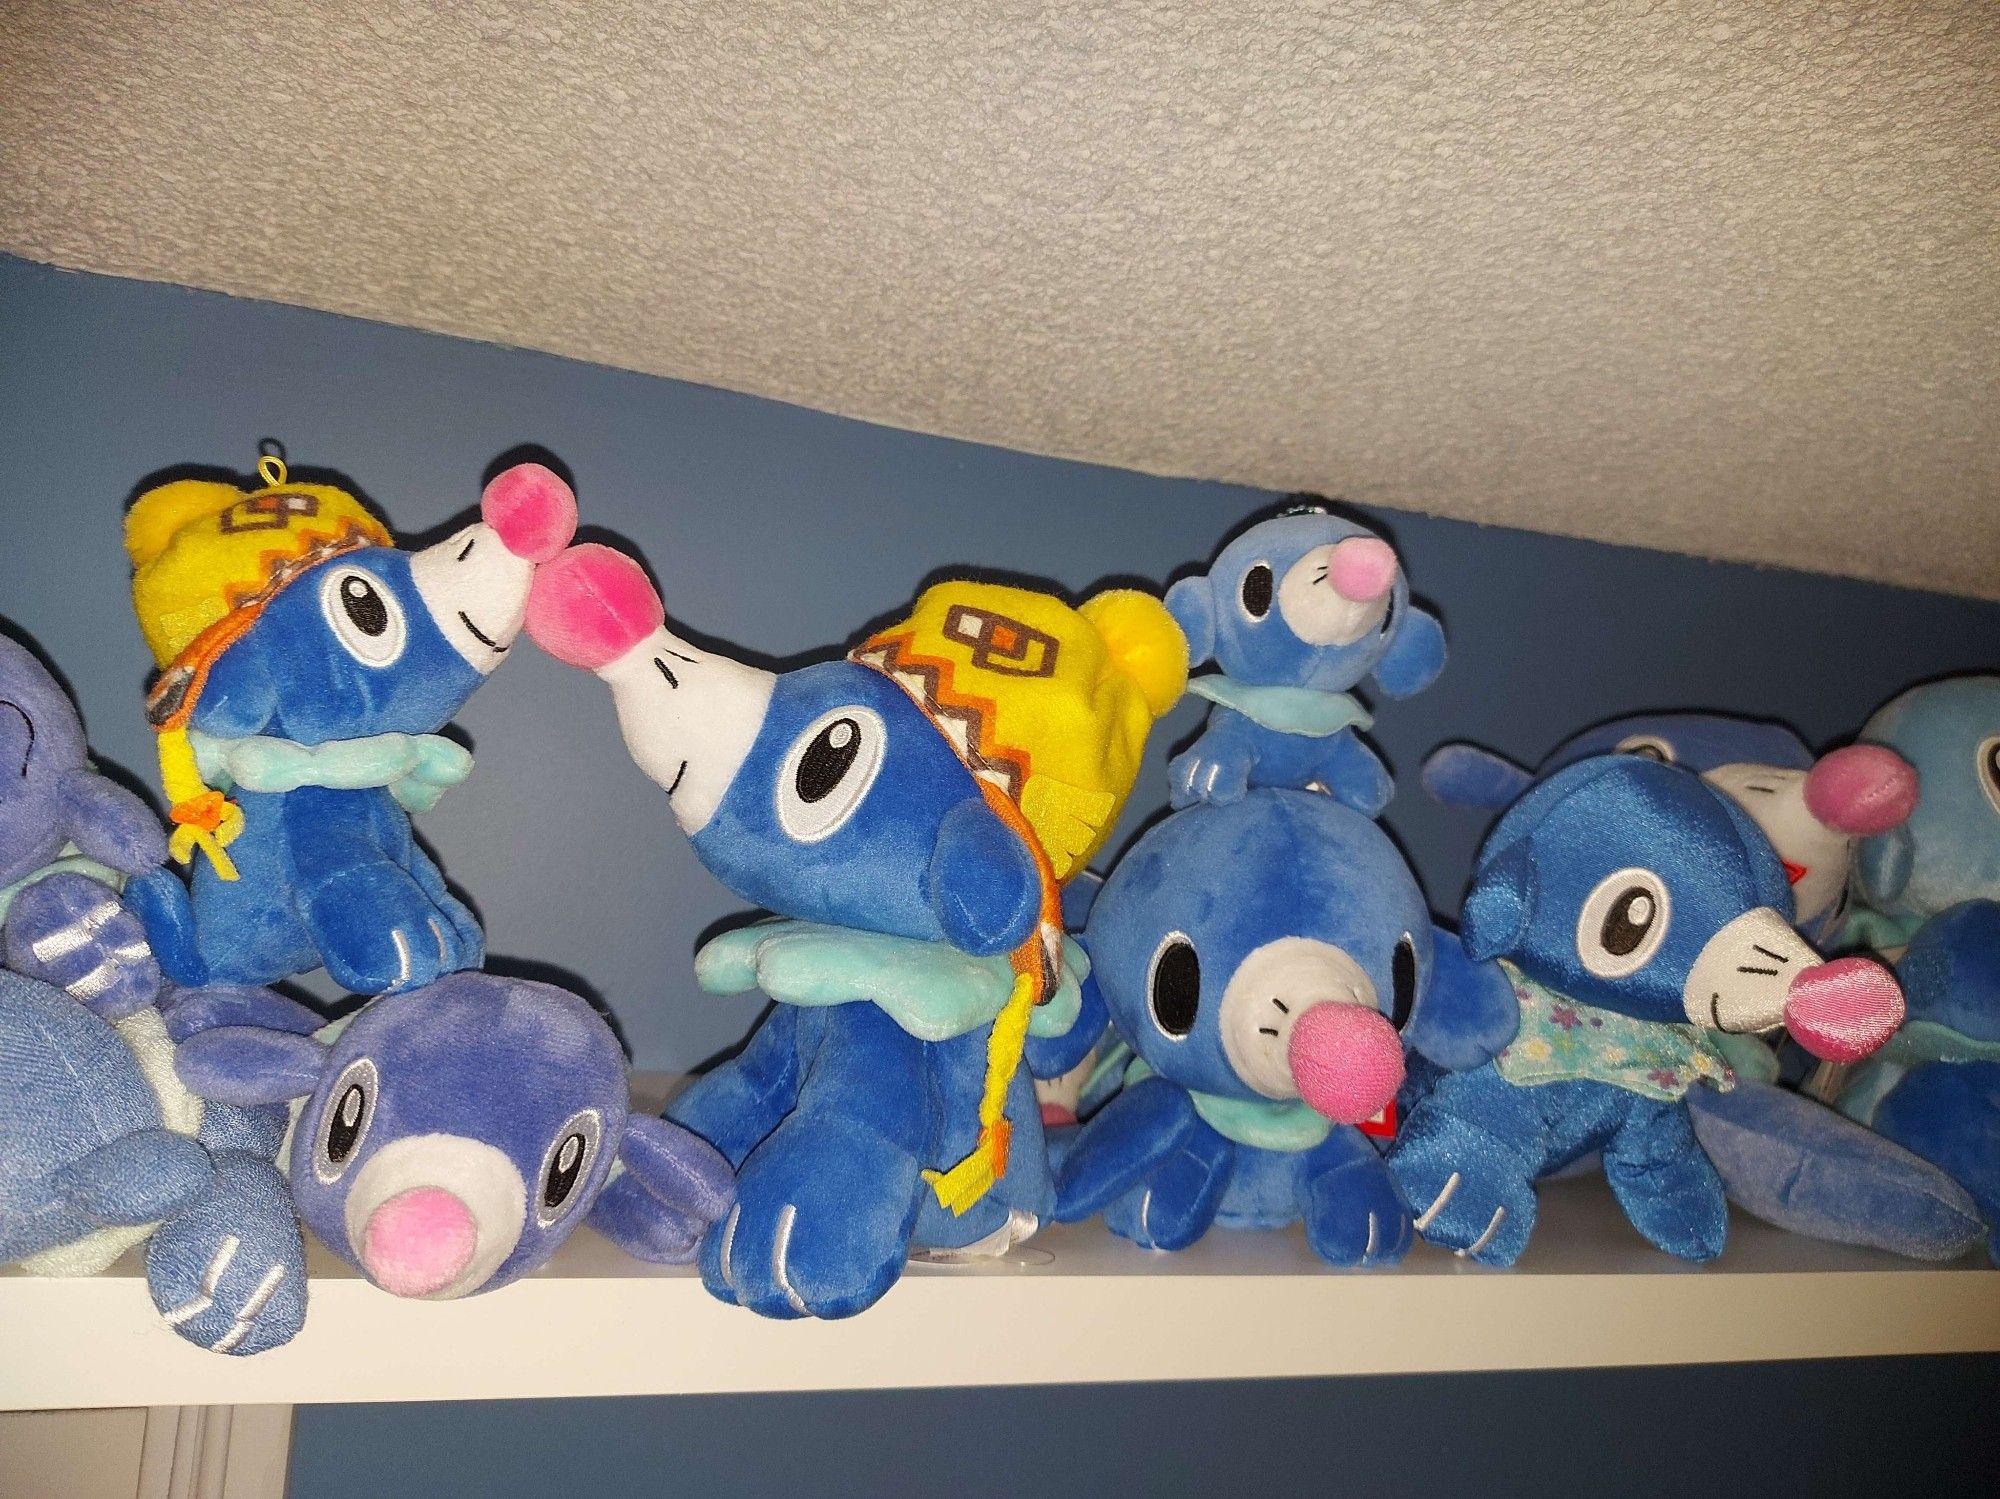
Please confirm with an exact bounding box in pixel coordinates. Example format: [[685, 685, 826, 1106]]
[[176, 971, 734, 1297], [1839, 899, 2000, 1262], [1387, 757, 1952, 1266], [0, 628, 170, 1015], [1424, 712, 1917, 944], [1049, 789, 1517, 1265], [1848, 675, 2000, 948], [1165, 501, 1445, 815], [526, 543, 1185, 1317], [0, 970, 317, 1355], [125, 458, 580, 994]]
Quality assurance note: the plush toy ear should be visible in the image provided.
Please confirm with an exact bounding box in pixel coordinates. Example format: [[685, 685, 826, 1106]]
[[1371, 605, 1446, 699], [1857, 824, 1915, 908], [190, 640, 278, 738], [174, 1025, 326, 1105], [1420, 743, 1533, 811], [1163, 576, 1217, 667], [925, 797, 1043, 956], [1460, 846, 1536, 961], [57, 770, 168, 876], [1060, 869, 1104, 931], [1403, 925, 1520, 1070]]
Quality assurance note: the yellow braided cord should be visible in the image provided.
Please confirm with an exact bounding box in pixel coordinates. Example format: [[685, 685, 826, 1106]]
[[158, 726, 243, 881], [925, 969, 1038, 1215]]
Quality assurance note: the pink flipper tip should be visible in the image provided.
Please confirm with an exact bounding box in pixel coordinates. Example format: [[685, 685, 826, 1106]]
[[1328, 536, 1400, 604], [359, 1187, 478, 1298], [1804, 744, 1919, 837], [1288, 1002, 1406, 1125], [525, 542, 666, 671], [482, 463, 579, 563], [1784, 956, 1905, 1063]]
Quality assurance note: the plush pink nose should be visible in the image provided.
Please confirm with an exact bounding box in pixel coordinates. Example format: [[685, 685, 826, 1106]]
[[1288, 1002, 1406, 1124], [1784, 957, 1905, 1062], [481, 463, 579, 564], [1326, 536, 1399, 604], [1803, 744, 1918, 837], [525, 543, 666, 670], [359, 1187, 478, 1298]]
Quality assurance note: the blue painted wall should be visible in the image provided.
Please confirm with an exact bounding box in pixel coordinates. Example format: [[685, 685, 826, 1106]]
[[2, 254, 1994, 1497]]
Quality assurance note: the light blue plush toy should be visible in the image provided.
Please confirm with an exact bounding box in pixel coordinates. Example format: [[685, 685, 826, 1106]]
[[0, 630, 169, 1016], [1848, 675, 2000, 949], [1164, 501, 1446, 816], [1423, 711, 1918, 945], [0, 971, 318, 1355], [1386, 757, 1974, 1266], [1049, 790, 1517, 1265], [124, 461, 581, 995], [176, 972, 735, 1298]]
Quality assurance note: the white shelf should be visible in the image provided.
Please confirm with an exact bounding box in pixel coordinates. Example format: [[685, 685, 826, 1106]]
[[4, 1174, 1994, 1411]]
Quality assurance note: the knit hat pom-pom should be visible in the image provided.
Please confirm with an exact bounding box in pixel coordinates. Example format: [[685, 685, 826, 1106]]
[[124, 480, 247, 568], [1080, 588, 1189, 718]]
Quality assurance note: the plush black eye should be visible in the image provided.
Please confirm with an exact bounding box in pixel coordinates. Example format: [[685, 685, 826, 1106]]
[[536, 1109, 602, 1225], [1389, 933, 1418, 1030], [1577, 868, 1671, 979], [1149, 934, 1201, 1038], [796, 717, 861, 803], [1614, 735, 1674, 764], [340, 576, 389, 635], [544, 1134, 587, 1210], [1602, 888, 1659, 956], [315, 1057, 378, 1183], [1980, 736, 2000, 814], [1240, 563, 1274, 619], [776, 707, 885, 843]]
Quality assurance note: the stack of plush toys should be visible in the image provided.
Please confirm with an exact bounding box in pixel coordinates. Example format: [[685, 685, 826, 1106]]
[[1, 460, 1993, 1355]]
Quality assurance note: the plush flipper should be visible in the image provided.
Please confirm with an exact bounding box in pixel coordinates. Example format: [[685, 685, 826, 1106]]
[[52, 1129, 212, 1226], [1687, 1080, 1985, 1262], [2, 873, 162, 1018], [125, 867, 209, 986], [146, 1153, 307, 1355]]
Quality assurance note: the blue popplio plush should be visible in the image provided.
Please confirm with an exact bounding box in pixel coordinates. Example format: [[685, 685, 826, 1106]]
[[524, 544, 1185, 1318], [1848, 676, 2000, 949], [1164, 501, 1445, 815], [0, 970, 318, 1355], [1423, 712, 1918, 946], [123, 459, 581, 995], [1386, 757, 1968, 1267], [176, 971, 734, 1298], [1837, 900, 2000, 1262], [1048, 789, 1517, 1265], [0, 628, 170, 1016]]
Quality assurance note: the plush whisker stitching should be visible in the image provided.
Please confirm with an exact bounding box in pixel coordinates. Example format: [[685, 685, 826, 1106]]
[[163, 1236, 240, 1325], [772, 1203, 810, 1317], [1459, 1206, 1506, 1258], [1412, 1171, 1460, 1232]]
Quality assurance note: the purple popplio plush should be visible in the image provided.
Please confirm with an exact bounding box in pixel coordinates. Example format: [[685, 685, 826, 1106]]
[[175, 972, 734, 1298], [1165, 500, 1446, 817], [0, 629, 169, 1018]]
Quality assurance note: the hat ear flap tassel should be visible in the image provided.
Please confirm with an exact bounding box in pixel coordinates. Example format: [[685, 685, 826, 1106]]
[[157, 726, 243, 881]]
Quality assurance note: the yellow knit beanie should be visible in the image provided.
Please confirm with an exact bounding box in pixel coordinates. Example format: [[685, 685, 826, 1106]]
[[126, 457, 392, 878], [852, 579, 1187, 1210]]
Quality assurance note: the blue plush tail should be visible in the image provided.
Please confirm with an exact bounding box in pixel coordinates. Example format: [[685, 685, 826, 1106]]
[[1686, 1080, 1985, 1261], [1420, 743, 1534, 811], [125, 867, 209, 986]]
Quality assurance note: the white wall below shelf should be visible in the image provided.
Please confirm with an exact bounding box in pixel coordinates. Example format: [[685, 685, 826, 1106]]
[[4, 1175, 1994, 1412]]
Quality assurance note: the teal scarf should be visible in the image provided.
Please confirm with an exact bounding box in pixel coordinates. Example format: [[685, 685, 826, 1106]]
[[1185, 676, 1373, 738], [1492, 962, 1734, 1102], [696, 918, 1086, 1044], [191, 729, 472, 813], [1123, 1057, 1334, 1153]]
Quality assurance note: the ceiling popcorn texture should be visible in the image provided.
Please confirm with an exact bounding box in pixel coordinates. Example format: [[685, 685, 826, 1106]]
[[2, 2, 1995, 597]]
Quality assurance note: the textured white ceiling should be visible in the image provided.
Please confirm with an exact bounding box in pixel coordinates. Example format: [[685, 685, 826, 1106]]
[[3, 2, 1996, 597]]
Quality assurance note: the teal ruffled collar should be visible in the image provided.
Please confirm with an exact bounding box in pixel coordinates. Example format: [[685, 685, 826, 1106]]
[[191, 729, 471, 813], [695, 919, 1086, 1044], [1185, 676, 1373, 738], [1124, 1057, 1334, 1153]]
